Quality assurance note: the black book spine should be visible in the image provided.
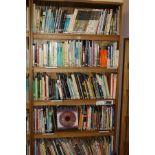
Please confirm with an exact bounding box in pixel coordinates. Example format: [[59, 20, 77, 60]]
[[60, 73, 67, 99], [79, 73, 87, 99], [76, 73, 84, 99], [63, 74, 71, 99], [37, 73, 40, 99], [74, 73, 82, 99]]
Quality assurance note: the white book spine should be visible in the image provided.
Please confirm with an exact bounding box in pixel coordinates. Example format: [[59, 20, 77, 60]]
[[101, 9, 107, 34], [43, 43, 47, 66], [113, 74, 117, 99], [96, 74, 105, 98], [104, 75, 110, 98], [110, 73, 113, 98], [115, 50, 119, 68], [106, 9, 113, 35], [32, 44, 35, 66], [71, 74, 80, 99], [68, 9, 78, 33], [53, 42, 57, 66], [49, 41, 52, 67], [57, 80, 63, 99], [39, 46, 42, 67]]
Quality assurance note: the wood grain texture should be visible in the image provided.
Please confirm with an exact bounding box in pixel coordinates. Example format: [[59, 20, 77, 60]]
[[35, 0, 123, 5], [33, 67, 118, 73], [34, 130, 114, 139], [119, 38, 129, 155], [33, 99, 116, 106], [33, 33, 120, 41]]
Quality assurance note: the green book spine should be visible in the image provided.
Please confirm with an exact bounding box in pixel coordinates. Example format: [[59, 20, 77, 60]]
[[35, 76, 38, 99], [40, 76, 42, 100], [33, 79, 36, 100], [102, 75, 107, 98]]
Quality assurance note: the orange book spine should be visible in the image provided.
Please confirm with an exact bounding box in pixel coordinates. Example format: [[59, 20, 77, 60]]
[[79, 107, 83, 130], [99, 49, 108, 67]]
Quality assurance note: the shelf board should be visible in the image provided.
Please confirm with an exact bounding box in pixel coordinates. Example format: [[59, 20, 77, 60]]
[[34, 0, 123, 5], [34, 130, 114, 139], [33, 33, 119, 41], [33, 67, 117, 73], [33, 99, 115, 106]]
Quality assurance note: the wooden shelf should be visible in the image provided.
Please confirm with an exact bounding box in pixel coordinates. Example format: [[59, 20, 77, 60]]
[[34, 130, 114, 139], [33, 99, 115, 106], [34, 0, 123, 5], [33, 67, 118, 73], [33, 33, 120, 41]]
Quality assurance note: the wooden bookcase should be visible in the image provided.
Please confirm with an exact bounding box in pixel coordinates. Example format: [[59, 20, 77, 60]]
[[26, 0, 123, 154]]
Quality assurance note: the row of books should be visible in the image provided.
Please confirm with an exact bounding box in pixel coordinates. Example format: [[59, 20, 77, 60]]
[[34, 107, 54, 133], [34, 137, 113, 155], [34, 105, 114, 133], [33, 4, 120, 34], [33, 73, 117, 100], [33, 40, 119, 68]]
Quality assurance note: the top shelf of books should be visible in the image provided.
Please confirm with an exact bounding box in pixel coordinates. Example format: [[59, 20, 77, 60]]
[[32, 3, 120, 35]]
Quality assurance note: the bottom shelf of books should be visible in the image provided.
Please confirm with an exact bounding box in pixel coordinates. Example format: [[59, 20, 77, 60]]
[[34, 136, 113, 155]]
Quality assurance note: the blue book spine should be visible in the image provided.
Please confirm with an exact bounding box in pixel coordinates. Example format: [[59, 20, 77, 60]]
[[60, 43, 63, 66], [107, 45, 111, 67], [44, 7, 48, 32], [75, 41, 79, 66], [64, 16, 71, 32], [51, 12, 55, 33], [34, 140, 36, 155], [110, 45, 113, 67], [26, 78, 29, 101], [57, 43, 62, 66], [47, 10, 51, 33]]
